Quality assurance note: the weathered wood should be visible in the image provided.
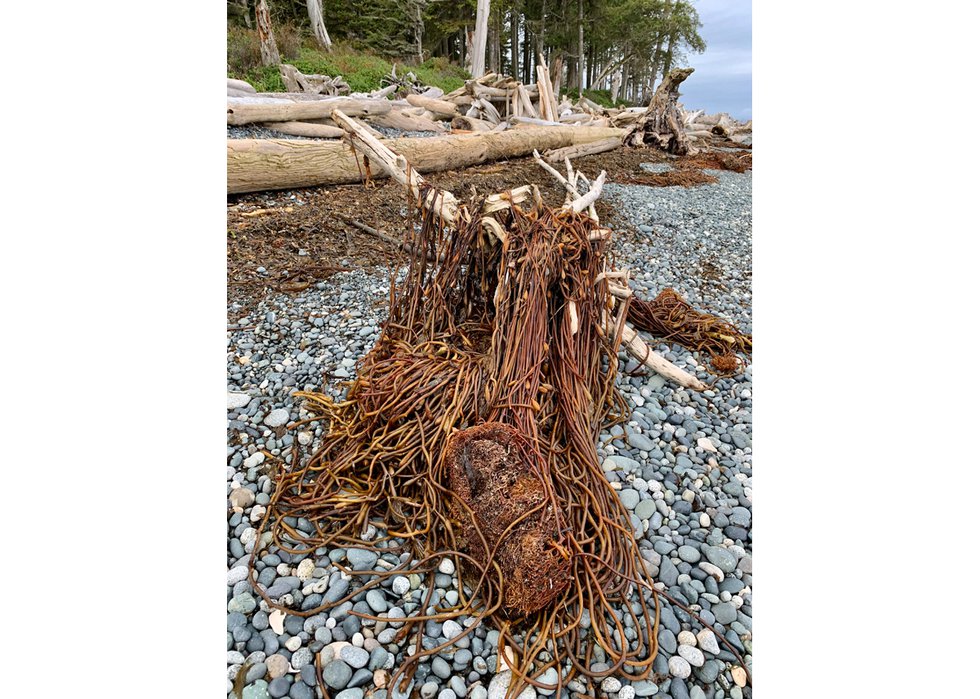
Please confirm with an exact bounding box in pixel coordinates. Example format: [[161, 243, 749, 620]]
[[279, 64, 350, 95], [255, 0, 280, 66], [260, 121, 344, 138], [512, 116, 563, 127], [543, 136, 621, 163], [470, 0, 491, 79], [517, 84, 539, 119], [405, 94, 459, 119], [228, 78, 257, 94], [451, 115, 493, 132], [536, 64, 557, 122], [228, 126, 626, 194], [306, 0, 332, 51], [366, 109, 446, 133], [227, 96, 392, 125], [332, 110, 460, 222], [623, 67, 694, 154], [621, 324, 708, 390]]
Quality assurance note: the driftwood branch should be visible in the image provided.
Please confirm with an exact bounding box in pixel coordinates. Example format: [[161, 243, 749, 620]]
[[331, 109, 460, 223]]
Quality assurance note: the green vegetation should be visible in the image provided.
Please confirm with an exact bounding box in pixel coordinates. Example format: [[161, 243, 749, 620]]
[[229, 1, 705, 105], [228, 26, 469, 94]]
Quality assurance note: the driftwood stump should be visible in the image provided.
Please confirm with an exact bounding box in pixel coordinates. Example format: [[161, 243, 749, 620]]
[[623, 67, 694, 154]]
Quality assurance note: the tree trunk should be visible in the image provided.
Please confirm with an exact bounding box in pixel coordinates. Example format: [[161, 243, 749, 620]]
[[510, 10, 520, 79], [228, 126, 626, 193], [306, 0, 332, 51], [471, 0, 491, 78], [622, 67, 693, 154], [577, 0, 584, 97], [255, 0, 280, 67]]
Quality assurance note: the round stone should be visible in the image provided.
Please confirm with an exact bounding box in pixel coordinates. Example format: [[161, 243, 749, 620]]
[[366, 589, 387, 612], [694, 628, 719, 654], [291, 648, 313, 669], [442, 619, 463, 640], [601, 677, 622, 693], [678, 644, 705, 667], [668, 655, 691, 679], [438, 558, 456, 575], [347, 549, 379, 570], [264, 409, 290, 427], [677, 546, 701, 563], [228, 566, 250, 586], [322, 659, 353, 690], [432, 656, 452, 679], [340, 645, 370, 669], [244, 681, 271, 699], [392, 576, 411, 596], [268, 677, 291, 698], [678, 630, 697, 646], [267, 654, 289, 679], [634, 499, 657, 520], [537, 667, 559, 695]]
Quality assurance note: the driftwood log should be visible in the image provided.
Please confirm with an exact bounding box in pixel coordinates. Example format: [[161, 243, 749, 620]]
[[227, 96, 392, 125], [228, 126, 625, 193], [405, 94, 459, 119], [259, 121, 345, 139], [543, 136, 621, 163], [623, 67, 694, 154], [366, 109, 447, 133]]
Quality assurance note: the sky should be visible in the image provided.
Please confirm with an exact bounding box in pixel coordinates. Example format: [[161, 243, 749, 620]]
[[679, 0, 752, 120]]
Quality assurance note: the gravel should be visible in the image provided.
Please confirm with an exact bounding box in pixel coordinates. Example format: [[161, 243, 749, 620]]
[[227, 164, 752, 698]]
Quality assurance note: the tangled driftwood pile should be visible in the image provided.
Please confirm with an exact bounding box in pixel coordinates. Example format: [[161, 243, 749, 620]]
[[246, 108, 751, 699], [227, 60, 750, 195]]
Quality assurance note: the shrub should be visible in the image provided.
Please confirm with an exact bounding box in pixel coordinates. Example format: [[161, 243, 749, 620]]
[[227, 26, 262, 75]]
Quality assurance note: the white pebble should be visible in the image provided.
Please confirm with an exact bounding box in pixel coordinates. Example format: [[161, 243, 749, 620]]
[[392, 576, 411, 596], [600, 677, 621, 693], [668, 656, 691, 678], [696, 628, 720, 655], [438, 558, 456, 575], [678, 644, 705, 667], [678, 630, 697, 646]]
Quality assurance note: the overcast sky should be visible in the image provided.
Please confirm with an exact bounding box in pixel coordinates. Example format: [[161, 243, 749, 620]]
[[678, 0, 752, 119]]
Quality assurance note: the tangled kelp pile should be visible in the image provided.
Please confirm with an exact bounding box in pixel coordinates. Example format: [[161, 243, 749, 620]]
[[251, 195, 663, 698], [247, 111, 749, 699], [629, 288, 753, 376]]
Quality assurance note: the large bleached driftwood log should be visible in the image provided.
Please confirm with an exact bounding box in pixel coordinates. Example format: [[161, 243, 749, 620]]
[[227, 96, 392, 125], [623, 67, 694, 155], [260, 121, 345, 139], [228, 126, 625, 193], [405, 94, 459, 119], [366, 109, 446, 132], [543, 136, 621, 163]]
